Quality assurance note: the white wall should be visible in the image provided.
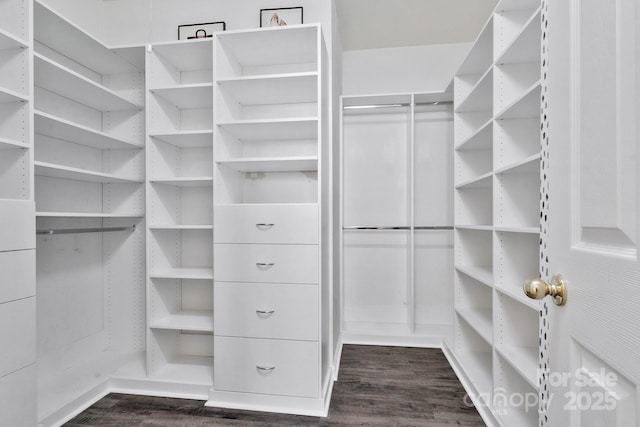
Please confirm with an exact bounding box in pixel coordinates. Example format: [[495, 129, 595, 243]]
[[342, 42, 471, 95]]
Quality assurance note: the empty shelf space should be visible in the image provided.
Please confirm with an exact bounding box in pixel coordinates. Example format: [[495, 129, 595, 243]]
[[149, 130, 213, 148], [0, 85, 28, 104], [148, 355, 213, 385], [150, 310, 214, 332], [149, 268, 214, 280], [495, 283, 540, 310], [455, 172, 493, 189], [495, 7, 542, 65], [0, 27, 28, 50], [0, 137, 29, 149], [149, 225, 213, 230], [35, 161, 143, 184], [455, 119, 492, 151], [149, 177, 213, 187], [455, 67, 493, 113], [495, 344, 539, 389], [36, 212, 144, 218], [34, 54, 142, 111], [495, 82, 541, 120], [457, 17, 493, 76], [217, 117, 318, 141], [456, 307, 493, 345], [495, 153, 541, 175], [150, 39, 212, 72], [455, 265, 493, 287], [35, 110, 142, 150], [217, 156, 318, 172], [149, 84, 213, 109], [217, 72, 318, 105]]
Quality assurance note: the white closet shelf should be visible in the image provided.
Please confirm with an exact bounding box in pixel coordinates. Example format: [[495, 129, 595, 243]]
[[217, 25, 318, 70], [149, 225, 213, 230], [34, 54, 142, 111], [495, 344, 538, 389], [495, 82, 541, 120], [457, 17, 493, 75], [34, 161, 143, 184], [149, 177, 213, 187], [151, 38, 212, 72], [149, 130, 213, 148], [495, 7, 541, 65], [456, 307, 493, 345], [149, 355, 213, 385], [455, 119, 493, 151], [217, 117, 318, 141], [0, 137, 29, 149], [217, 72, 318, 106], [150, 84, 213, 109], [0, 86, 28, 104], [455, 172, 493, 189], [0, 27, 28, 50], [149, 268, 214, 280], [495, 152, 541, 175], [150, 310, 214, 332], [36, 212, 144, 218], [35, 110, 142, 150], [217, 156, 318, 173], [455, 265, 493, 287], [455, 67, 493, 114], [493, 226, 539, 234], [34, 0, 140, 74]]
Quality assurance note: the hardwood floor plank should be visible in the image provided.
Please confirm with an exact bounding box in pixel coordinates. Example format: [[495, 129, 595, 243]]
[[64, 346, 485, 426]]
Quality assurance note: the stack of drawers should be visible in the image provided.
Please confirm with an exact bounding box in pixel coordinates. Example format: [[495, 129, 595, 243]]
[[213, 204, 320, 398]]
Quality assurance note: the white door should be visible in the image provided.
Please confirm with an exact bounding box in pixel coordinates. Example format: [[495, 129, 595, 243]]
[[543, 0, 640, 425]]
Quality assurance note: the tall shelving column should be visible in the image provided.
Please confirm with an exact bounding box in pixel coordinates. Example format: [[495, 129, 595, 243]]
[[145, 38, 214, 395], [210, 24, 331, 414], [452, 0, 542, 425], [0, 0, 36, 425], [32, 1, 146, 423]]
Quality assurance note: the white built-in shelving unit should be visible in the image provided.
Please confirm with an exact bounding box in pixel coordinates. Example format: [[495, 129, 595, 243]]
[[451, 0, 542, 425], [32, 2, 146, 424], [209, 24, 332, 415], [0, 1, 36, 426], [145, 37, 214, 393], [340, 91, 455, 346]]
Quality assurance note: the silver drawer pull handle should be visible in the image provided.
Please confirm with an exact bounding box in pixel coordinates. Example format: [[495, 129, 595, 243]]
[[256, 223, 274, 229], [256, 262, 275, 268], [256, 365, 276, 372], [256, 309, 275, 315]]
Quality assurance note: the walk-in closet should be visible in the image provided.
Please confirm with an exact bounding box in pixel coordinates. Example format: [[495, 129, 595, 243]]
[[2, 0, 640, 426]]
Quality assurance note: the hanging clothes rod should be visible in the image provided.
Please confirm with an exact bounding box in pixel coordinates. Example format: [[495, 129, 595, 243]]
[[343, 101, 453, 110], [36, 225, 136, 235], [343, 225, 453, 231]]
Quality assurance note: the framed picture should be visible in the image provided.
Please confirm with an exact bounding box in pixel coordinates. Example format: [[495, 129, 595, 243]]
[[178, 21, 226, 40], [260, 7, 303, 27]]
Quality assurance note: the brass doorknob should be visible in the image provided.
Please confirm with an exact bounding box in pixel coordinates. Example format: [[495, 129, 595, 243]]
[[523, 274, 567, 306]]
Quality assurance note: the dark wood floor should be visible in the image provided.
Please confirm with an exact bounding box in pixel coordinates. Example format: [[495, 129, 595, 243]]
[[65, 345, 485, 426]]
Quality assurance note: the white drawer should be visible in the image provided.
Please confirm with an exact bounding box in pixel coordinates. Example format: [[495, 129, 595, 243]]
[[214, 337, 319, 398], [215, 282, 318, 341], [0, 200, 35, 252], [0, 297, 36, 378], [214, 204, 318, 244], [0, 250, 35, 304], [0, 365, 37, 427], [214, 244, 318, 284]]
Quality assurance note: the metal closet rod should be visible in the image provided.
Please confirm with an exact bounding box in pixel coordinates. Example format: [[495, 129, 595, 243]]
[[343, 101, 453, 110], [36, 225, 136, 235], [343, 225, 453, 230]]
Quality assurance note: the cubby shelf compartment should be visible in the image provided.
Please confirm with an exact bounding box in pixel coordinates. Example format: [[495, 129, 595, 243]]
[[0, 27, 28, 50], [456, 307, 493, 345], [455, 265, 493, 288], [495, 344, 538, 390], [455, 316, 493, 403], [0, 86, 28, 104], [494, 231, 540, 308], [150, 84, 213, 109], [455, 67, 493, 114], [217, 72, 318, 106], [457, 16, 494, 77], [34, 1, 139, 75], [495, 353, 539, 426], [0, 137, 29, 149], [217, 156, 318, 173], [495, 82, 541, 120], [217, 118, 318, 141], [35, 111, 142, 150], [149, 131, 213, 148], [495, 7, 541, 65], [494, 152, 540, 175], [148, 39, 212, 87], [34, 161, 143, 184], [150, 310, 214, 332], [455, 172, 493, 190], [494, 117, 540, 170], [495, 158, 540, 229], [34, 54, 142, 111], [455, 118, 492, 151], [147, 355, 213, 385], [455, 229, 493, 282], [149, 268, 214, 280]]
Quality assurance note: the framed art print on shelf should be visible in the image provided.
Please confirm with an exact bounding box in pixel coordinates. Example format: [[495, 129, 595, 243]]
[[260, 7, 303, 27], [178, 21, 226, 40]]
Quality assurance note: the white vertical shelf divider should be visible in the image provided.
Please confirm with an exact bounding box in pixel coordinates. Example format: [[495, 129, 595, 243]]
[[451, 0, 542, 425]]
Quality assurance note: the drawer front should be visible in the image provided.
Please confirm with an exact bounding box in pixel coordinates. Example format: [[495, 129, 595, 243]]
[[214, 337, 319, 398], [215, 282, 318, 341], [0, 365, 37, 427], [214, 204, 318, 244], [214, 244, 318, 284], [0, 200, 35, 252], [0, 297, 36, 378], [0, 250, 35, 304]]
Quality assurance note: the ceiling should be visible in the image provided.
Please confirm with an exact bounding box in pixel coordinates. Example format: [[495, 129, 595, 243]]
[[335, 0, 498, 51]]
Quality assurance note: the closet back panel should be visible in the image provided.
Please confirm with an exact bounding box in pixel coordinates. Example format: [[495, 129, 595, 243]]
[[414, 231, 454, 325]]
